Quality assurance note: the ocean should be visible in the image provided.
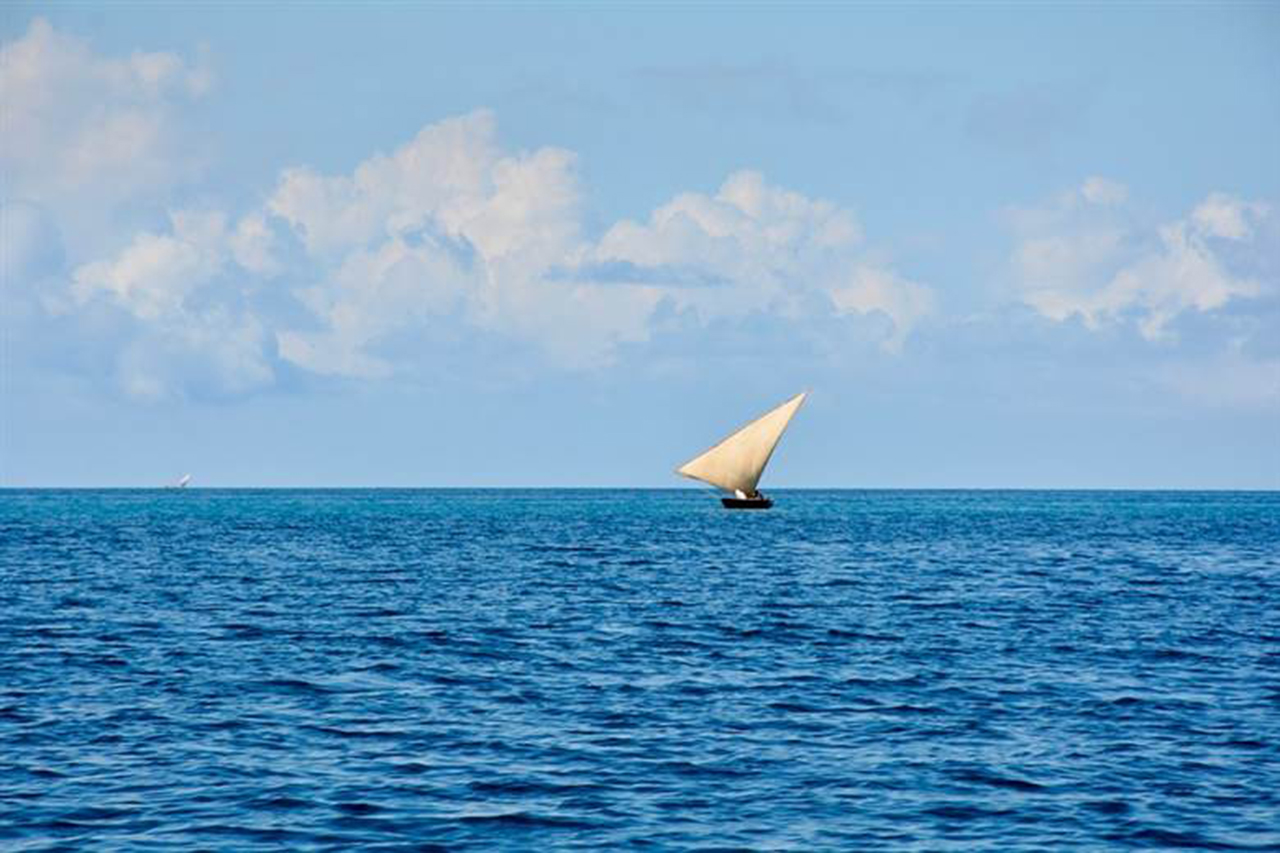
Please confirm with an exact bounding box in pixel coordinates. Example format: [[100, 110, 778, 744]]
[[2, 489, 1278, 850]]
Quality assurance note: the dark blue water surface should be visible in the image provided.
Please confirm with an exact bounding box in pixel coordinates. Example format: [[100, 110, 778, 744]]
[[2, 489, 1278, 850]]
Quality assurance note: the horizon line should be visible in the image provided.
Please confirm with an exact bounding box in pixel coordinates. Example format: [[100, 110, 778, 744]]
[[2, 485, 1277, 494]]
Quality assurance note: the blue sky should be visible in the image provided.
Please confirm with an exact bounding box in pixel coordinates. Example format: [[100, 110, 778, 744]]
[[2, 3, 1277, 488]]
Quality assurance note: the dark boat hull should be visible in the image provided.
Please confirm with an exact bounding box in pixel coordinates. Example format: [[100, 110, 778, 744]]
[[721, 496, 773, 510]]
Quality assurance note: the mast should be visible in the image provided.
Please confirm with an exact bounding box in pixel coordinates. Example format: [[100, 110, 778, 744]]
[[676, 392, 806, 496]]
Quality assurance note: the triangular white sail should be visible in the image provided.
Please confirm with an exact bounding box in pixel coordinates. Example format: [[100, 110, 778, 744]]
[[677, 392, 806, 496], [177, 474, 192, 488]]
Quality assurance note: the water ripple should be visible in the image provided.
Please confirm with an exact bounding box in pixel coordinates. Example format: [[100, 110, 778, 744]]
[[1, 488, 1278, 849]]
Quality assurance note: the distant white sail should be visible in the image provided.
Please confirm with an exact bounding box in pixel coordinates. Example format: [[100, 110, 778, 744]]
[[677, 392, 806, 496], [177, 474, 192, 488]]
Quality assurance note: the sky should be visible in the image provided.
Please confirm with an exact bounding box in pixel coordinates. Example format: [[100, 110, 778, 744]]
[[1, 2, 1277, 488]]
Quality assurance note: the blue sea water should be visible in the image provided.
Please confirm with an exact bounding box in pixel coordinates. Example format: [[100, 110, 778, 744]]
[[1, 489, 1278, 850]]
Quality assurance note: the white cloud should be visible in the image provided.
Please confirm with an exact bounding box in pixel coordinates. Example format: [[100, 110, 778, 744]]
[[261, 116, 928, 375], [1, 19, 231, 397], [830, 266, 935, 353], [72, 210, 227, 319], [279, 235, 473, 378], [1191, 193, 1268, 241], [262, 110, 637, 374], [50, 106, 930, 393], [0, 18, 211, 213], [595, 170, 860, 278], [266, 111, 510, 257], [228, 214, 282, 277], [114, 308, 273, 400], [590, 170, 925, 352], [66, 209, 274, 395], [1010, 179, 1267, 340]]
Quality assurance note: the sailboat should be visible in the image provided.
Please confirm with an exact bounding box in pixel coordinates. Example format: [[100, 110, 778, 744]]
[[676, 391, 807, 509], [172, 474, 192, 489]]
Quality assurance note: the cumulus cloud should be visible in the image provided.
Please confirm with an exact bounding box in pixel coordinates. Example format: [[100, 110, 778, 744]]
[[20, 67, 928, 394], [72, 210, 226, 319], [66, 209, 276, 396], [278, 234, 475, 378], [112, 308, 273, 400], [228, 214, 282, 277], [0, 20, 929, 398], [830, 266, 935, 352], [1009, 179, 1268, 340], [1, 20, 239, 397], [265, 112, 524, 257], [258, 115, 930, 378], [594, 170, 860, 287], [261, 110, 661, 374], [1192, 193, 1268, 241], [589, 170, 926, 352], [0, 18, 211, 213]]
